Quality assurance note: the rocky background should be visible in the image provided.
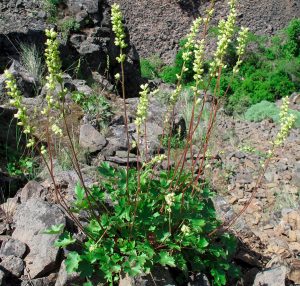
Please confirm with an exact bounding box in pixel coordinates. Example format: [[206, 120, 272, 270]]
[[0, 0, 299, 285], [106, 0, 300, 63]]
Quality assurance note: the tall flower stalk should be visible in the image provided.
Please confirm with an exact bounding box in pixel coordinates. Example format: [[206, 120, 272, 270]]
[[111, 4, 131, 195]]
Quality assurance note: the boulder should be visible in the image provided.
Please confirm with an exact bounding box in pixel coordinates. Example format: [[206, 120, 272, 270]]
[[12, 199, 66, 278], [79, 124, 107, 153]]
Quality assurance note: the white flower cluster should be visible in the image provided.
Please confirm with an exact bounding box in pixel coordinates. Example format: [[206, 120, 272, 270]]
[[193, 39, 205, 83], [274, 97, 296, 147], [135, 84, 149, 129], [181, 224, 191, 235], [182, 17, 202, 62], [111, 4, 127, 53], [209, 0, 237, 77], [233, 27, 249, 74], [4, 71, 36, 148], [45, 29, 63, 93], [165, 192, 175, 213]]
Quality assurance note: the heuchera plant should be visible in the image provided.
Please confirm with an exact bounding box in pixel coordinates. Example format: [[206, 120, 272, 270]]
[[5, 1, 296, 285]]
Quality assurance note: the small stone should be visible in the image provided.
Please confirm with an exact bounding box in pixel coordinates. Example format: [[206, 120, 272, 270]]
[[263, 224, 274, 230], [0, 255, 24, 277], [0, 238, 27, 258]]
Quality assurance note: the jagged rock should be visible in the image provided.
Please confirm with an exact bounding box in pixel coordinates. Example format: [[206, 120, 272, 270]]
[[20, 180, 45, 204], [12, 199, 66, 278], [55, 260, 84, 286], [0, 255, 24, 277], [253, 266, 287, 286], [0, 238, 26, 258], [79, 124, 107, 153]]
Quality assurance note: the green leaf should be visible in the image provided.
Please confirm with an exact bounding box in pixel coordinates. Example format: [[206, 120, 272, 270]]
[[98, 162, 115, 177], [83, 281, 93, 286], [174, 253, 187, 272], [211, 268, 227, 286], [191, 219, 206, 230], [197, 237, 209, 249], [43, 224, 64, 234], [78, 259, 94, 278], [54, 232, 76, 248], [65, 252, 81, 273], [158, 251, 175, 267], [74, 183, 85, 201]]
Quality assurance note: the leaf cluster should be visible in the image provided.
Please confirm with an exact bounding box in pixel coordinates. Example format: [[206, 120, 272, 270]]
[[71, 91, 112, 130], [55, 163, 238, 285]]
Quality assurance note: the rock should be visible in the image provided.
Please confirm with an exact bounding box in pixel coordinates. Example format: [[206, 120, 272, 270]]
[[8, 60, 39, 97], [55, 260, 84, 286], [72, 79, 93, 96], [188, 273, 210, 286], [79, 124, 107, 153], [0, 255, 24, 277], [118, 266, 175, 286], [288, 230, 297, 242], [92, 71, 114, 91], [253, 266, 287, 286], [0, 238, 26, 258], [288, 259, 300, 284], [132, 122, 164, 155], [21, 277, 54, 286], [105, 124, 135, 153], [12, 199, 66, 278], [0, 270, 5, 284], [20, 180, 45, 204]]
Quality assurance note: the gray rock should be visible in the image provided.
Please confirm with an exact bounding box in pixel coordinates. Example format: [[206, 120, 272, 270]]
[[188, 273, 210, 286], [21, 277, 53, 286], [132, 122, 164, 155], [253, 266, 287, 286], [0, 238, 26, 258], [12, 199, 66, 278], [79, 124, 107, 153], [119, 266, 176, 286], [92, 71, 114, 92], [0, 255, 24, 277], [0, 270, 5, 284], [20, 180, 45, 204], [55, 260, 84, 286], [72, 79, 93, 96]]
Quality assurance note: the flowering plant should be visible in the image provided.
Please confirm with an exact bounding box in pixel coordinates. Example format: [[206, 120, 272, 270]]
[[5, 1, 296, 286]]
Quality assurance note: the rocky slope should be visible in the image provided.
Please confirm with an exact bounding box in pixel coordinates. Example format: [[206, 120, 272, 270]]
[[106, 0, 300, 63]]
